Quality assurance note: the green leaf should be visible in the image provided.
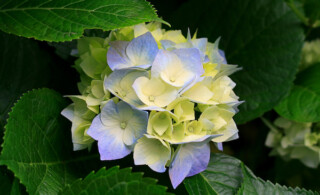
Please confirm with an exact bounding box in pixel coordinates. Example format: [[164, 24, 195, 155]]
[[168, 0, 304, 124], [239, 163, 319, 195], [0, 31, 51, 136], [183, 153, 243, 195], [61, 167, 171, 195], [302, 0, 320, 26], [10, 178, 26, 195], [275, 63, 320, 122], [0, 89, 100, 195], [0, 0, 166, 42], [0, 166, 26, 195], [184, 153, 319, 195]]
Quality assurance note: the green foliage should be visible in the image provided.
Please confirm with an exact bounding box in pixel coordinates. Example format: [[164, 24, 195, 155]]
[[168, 0, 304, 124], [0, 166, 26, 195], [184, 153, 319, 195], [183, 153, 243, 195], [275, 64, 320, 122], [286, 0, 320, 27], [61, 167, 171, 195], [238, 163, 318, 195], [0, 32, 51, 134], [0, 89, 100, 194], [0, 0, 165, 42]]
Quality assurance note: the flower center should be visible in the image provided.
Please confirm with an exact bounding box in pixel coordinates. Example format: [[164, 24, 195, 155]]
[[120, 122, 127, 129], [159, 113, 166, 119], [170, 78, 176, 82], [188, 126, 194, 133], [148, 95, 155, 102]]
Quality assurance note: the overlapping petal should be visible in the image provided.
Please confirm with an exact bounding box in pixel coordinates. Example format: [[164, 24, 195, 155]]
[[107, 32, 158, 70], [183, 76, 239, 105], [87, 100, 148, 160], [151, 49, 203, 88], [104, 68, 149, 107], [169, 141, 211, 189], [134, 135, 171, 173], [61, 97, 96, 151], [132, 76, 179, 108]]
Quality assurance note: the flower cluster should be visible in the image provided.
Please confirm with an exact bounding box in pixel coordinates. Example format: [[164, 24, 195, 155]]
[[300, 39, 320, 70], [62, 22, 241, 188], [265, 117, 320, 168]]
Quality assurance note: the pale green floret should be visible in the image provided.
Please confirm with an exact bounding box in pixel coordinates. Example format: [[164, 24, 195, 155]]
[[61, 97, 96, 151], [74, 36, 112, 101], [77, 37, 111, 80], [166, 98, 195, 122], [182, 76, 239, 105], [199, 105, 239, 143], [85, 79, 110, 113], [264, 117, 320, 168], [134, 135, 171, 173], [105, 69, 149, 107], [147, 110, 223, 144], [203, 62, 242, 79], [132, 76, 179, 108], [147, 111, 174, 140], [110, 22, 186, 48], [69, 78, 110, 114], [300, 39, 320, 70]]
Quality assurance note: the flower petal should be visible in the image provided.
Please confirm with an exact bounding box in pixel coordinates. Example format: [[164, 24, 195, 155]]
[[132, 76, 178, 108], [169, 142, 210, 189], [126, 32, 159, 67], [123, 107, 148, 146], [151, 49, 201, 88], [182, 82, 214, 104], [104, 68, 148, 107], [87, 114, 131, 160], [211, 119, 239, 143], [61, 104, 74, 121], [173, 48, 204, 75], [134, 136, 171, 173], [107, 41, 131, 70]]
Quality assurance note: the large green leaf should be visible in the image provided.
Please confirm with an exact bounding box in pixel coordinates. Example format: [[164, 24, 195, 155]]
[[238, 163, 318, 195], [0, 31, 51, 135], [0, 89, 100, 194], [0, 0, 165, 42], [183, 153, 243, 195], [61, 166, 170, 195], [184, 153, 319, 195], [167, 0, 304, 124], [275, 63, 320, 122]]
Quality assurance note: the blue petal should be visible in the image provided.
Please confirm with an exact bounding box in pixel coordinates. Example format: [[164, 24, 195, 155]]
[[218, 49, 227, 64], [126, 32, 159, 67], [87, 113, 131, 160], [123, 105, 148, 146], [104, 68, 148, 107], [160, 40, 175, 50], [173, 48, 204, 75], [169, 142, 210, 189], [107, 41, 131, 70]]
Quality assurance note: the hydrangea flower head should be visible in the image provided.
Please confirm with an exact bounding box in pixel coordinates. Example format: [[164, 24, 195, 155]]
[[264, 117, 320, 168], [62, 22, 242, 188]]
